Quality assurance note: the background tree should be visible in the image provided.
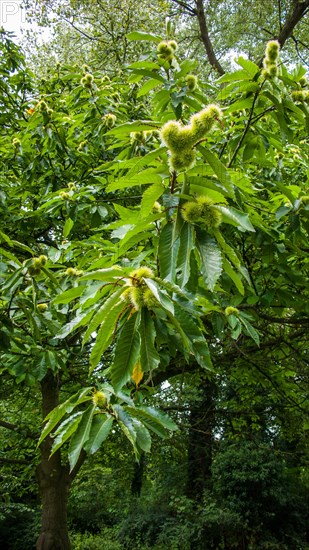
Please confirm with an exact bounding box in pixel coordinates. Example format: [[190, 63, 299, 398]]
[[22, 0, 309, 75]]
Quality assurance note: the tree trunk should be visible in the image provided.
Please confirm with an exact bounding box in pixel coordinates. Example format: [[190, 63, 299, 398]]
[[131, 452, 145, 497], [195, 0, 225, 75], [186, 377, 216, 501], [36, 372, 71, 550]]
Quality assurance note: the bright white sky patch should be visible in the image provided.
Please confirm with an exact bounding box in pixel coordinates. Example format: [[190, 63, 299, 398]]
[[0, 0, 49, 43], [1, 1, 26, 37]]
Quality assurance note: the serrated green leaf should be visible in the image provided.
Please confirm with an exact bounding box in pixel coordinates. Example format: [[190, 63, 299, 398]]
[[0, 247, 21, 264], [38, 388, 92, 447], [139, 308, 160, 373], [239, 315, 260, 345], [106, 168, 163, 192], [236, 56, 260, 77], [80, 267, 124, 281], [111, 313, 141, 391], [89, 303, 125, 373], [174, 305, 212, 370], [158, 222, 180, 282], [215, 205, 255, 232], [63, 217, 74, 238], [177, 222, 194, 287], [223, 258, 244, 294], [196, 232, 222, 291], [113, 404, 139, 457], [84, 415, 113, 455], [51, 412, 83, 455], [198, 148, 234, 198], [137, 78, 160, 97], [140, 183, 164, 218], [127, 405, 177, 435], [217, 69, 253, 83], [133, 419, 152, 452], [68, 404, 96, 471], [0, 230, 13, 245], [53, 285, 85, 305], [127, 31, 162, 43], [85, 286, 124, 346], [144, 278, 174, 314], [55, 310, 94, 339], [213, 229, 241, 269]]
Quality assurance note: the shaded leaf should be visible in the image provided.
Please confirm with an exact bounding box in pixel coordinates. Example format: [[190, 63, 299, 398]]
[[158, 222, 180, 282], [111, 313, 141, 391], [196, 231, 222, 291], [177, 222, 194, 287], [84, 415, 113, 455], [139, 308, 160, 373], [68, 404, 96, 471]]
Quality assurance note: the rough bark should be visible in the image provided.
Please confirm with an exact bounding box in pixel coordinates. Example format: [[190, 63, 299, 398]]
[[186, 377, 217, 501], [36, 372, 71, 550]]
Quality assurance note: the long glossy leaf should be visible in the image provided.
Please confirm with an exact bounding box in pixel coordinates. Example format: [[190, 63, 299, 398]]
[[113, 404, 138, 456], [106, 168, 162, 192], [111, 313, 141, 391], [213, 229, 241, 269], [196, 231, 222, 291], [53, 285, 85, 305], [51, 412, 83, 455], [84, 286, 124, 345], [80, 267, 124, 281], [174, 305, 212, 370], [215, 205, 255, 232], [144, 278, 174, 314], [133, 419, 152, 452], [137, 78, 160, 97], [126, 406, 177, 438], [140, 183, 164, 219], [158, 222, 180, 282], [177, 222, 194, 287], [84, 415, 113, 455], [55, 310, 94, 340], [198, 148, 234, 198], [222, 258, 244, 294], [139, 308, 160, 373], [89, 293, 125, 373], [68, 404, 96, 471], [37, 388, 92, 447], [127, 31, 162, 43], [110, 147, 165, 176], [239, 316, 260, 346]]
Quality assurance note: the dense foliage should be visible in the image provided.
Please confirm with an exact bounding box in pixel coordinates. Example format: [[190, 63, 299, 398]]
[[0, 10, 308, 549]]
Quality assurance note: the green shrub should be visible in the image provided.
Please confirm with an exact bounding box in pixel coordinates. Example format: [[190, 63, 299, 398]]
[[0, 503, 40, 550], [70, 529, 122, 550]]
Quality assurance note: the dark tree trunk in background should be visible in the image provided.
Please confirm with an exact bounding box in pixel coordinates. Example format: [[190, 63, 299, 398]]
[[186, 377, 217, 501], [131, 452, 145, 497], [36, 373, 71, 550], [195, 0, 225, 75]]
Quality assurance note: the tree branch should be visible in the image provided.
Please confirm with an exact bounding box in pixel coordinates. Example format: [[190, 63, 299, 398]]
[[0, 457, 32, 465], [0, 419, 37, 439], [228, 83, 263, 167], [170, 0, 197, 16], [0, 419, 18, 431], [258, 0, 309, 66], [195, 0, 225, 74], [277, 0, 309, 49]]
